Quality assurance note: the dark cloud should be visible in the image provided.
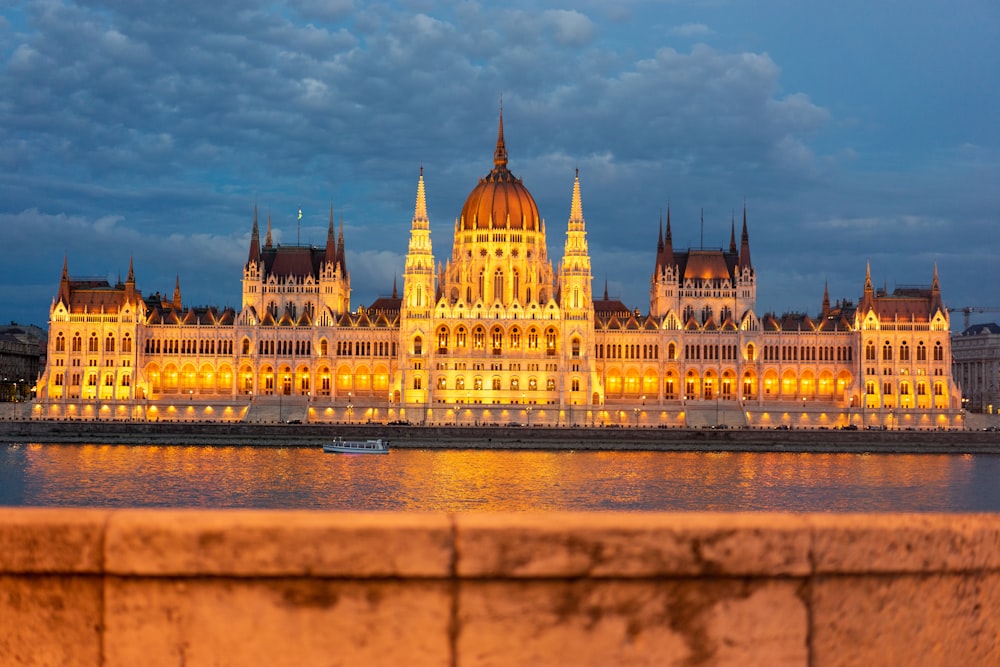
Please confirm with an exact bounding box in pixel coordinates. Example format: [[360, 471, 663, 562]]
[[1, 0, 997, 328]]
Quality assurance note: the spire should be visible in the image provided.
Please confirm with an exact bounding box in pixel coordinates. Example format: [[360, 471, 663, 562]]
[[337, 215, 347, 276], [662, 206, 675, 268], [264, 213, 273, 249], [821, 281, 830, 318], [324, 203, 337, 265], [493, 99, 508, 169], [569, 168, 583, 222], [172, 275, 182, 310], [738, 206, 752, 271], [413, 165, 429, 227], [392, 275, 398, 299], [729, 212, 737, 253], [57, 256, 71, 305], [657, 212, 664, 254], [124, 257, 137, 303], [248, 203, 260, 264], [603, 277, 609, 301]]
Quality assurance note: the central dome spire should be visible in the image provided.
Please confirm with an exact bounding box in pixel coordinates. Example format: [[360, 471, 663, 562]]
[[493, 100, 508, 169]]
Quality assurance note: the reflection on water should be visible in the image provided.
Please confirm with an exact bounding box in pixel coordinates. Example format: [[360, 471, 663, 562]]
[[2, 443, 999, 512]]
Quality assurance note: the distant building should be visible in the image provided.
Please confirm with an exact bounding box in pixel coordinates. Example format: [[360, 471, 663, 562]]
[[951, 323, 1000, 414], [0, 324, 46, 401], [33, 115, 963, 428]]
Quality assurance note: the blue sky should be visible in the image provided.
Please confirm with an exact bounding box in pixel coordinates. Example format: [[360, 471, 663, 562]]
[[2, 0, 998, 329]]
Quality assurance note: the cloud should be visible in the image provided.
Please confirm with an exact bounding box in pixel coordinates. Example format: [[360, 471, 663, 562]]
[[670, 22, 714, 38]]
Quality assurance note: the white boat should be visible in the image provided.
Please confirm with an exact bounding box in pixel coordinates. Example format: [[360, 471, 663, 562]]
[[322, 437, 390, 454]]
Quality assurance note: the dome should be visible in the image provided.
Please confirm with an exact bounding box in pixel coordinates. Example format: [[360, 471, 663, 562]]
[[459, 113, 540, 231]]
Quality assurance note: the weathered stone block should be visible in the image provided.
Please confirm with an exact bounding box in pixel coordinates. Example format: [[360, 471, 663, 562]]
[[811, 513, 1000, 573], [106, 510, 453, 577], [104, 577, 452, 667], [456, 512, 811, 577], [0, 508, 106, 573], [458, 579, 807, 666], [811, 572, 1000, 667], [0, 574, 102, 667]]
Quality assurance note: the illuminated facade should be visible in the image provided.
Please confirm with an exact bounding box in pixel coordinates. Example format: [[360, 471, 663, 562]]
[[34, 115, 963, 428]]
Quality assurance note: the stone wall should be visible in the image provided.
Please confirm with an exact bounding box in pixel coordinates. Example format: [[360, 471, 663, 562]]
[[2, 509, 998, 666]]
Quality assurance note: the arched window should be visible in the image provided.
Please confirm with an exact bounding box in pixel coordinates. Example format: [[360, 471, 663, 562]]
[[437, 327, 449, 351], [55, 334, 65, 352], [865, 341, 876, 361], [72, 333, 82, 352], [546, 378, 556, 391], [668, 342, 676, 359], [510, 327, 521, 349], [933, 342, 944, 361], [917, 342, 927, 361], [88, 333, 99, 353], [473, 326, 485, 349], [513, 270, 520, 301], [571, 338, 581, 357], [492, 377, 501, 390], [493, 269, 503, 302], [528, 328, 539, 349], [456, 327, 467, 348], [413, 336, 423, 355], [456, 377, 465, 390], [511, 378, 520, 391], [320, 339, 328, 356], [899, 341, 910, 361], [437, 376, 447, 390], [242, 338, 251, 355], [491, 327, 502, 352], [545, 328, 557, 355], [105, 333, 115, 353], [882, 341, 892, 361], [746, 343, 755, 362]]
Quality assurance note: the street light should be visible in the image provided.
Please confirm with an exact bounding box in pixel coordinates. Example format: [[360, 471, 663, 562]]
[[633, 406, 640, 427]]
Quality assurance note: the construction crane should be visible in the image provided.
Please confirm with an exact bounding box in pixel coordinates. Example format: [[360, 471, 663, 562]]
[[947, 307, 1000, 330]]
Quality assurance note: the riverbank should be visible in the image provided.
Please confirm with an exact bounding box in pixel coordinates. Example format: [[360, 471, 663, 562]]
[[2, 419, 999, 453]]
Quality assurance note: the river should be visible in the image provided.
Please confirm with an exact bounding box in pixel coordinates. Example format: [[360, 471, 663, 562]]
[[3, 443, 999, 512]]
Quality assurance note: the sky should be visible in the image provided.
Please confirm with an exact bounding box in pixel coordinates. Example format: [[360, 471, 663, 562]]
[[2, 0, 998, 331]]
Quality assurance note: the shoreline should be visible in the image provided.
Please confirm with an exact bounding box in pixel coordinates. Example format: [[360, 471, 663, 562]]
[[2, 419, 1000, 454]]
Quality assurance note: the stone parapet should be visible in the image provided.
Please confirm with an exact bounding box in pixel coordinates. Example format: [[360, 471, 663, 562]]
[[2, 510, 999, 666]]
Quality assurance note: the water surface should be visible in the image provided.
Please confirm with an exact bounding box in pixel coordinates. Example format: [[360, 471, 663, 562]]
[[3, 443, 998, 512]]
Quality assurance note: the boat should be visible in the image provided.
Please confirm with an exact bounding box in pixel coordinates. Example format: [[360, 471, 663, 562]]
[[322, 437, 390, 454]]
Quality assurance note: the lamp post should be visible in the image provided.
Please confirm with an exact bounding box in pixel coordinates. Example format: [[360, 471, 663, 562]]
[[526, 406, 532, 427], [633, 406, 640, 427]]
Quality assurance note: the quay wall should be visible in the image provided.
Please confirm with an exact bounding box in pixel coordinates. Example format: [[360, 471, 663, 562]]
[[2, 417, 1000, 453], [2, 509, 999, 666]]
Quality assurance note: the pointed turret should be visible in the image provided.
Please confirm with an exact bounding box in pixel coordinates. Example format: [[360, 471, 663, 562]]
[[821, 281, 831, 319], [494, 100, 508, 169], [57, 256, 71, 305], [172, 275, 182, 310], [324, 204, 337, 266], [663, 207, 675, 268], [337, 215, 347, 277], [264, 214, 273, 249], [559, 169, 593, 313], [930, 262, 945, 315], [124, 256, 137, 303], [729, 213, 737, 254], [402, 166, 435, 314], [738, 207, 752, 271], [248, 203, 260, 264]]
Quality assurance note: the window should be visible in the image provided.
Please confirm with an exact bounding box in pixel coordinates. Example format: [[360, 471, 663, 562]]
[[89, 334, 99, 353], [882, 342, 892, 361], [437, 376, 447, 390], [511, 378, 520, 391], [917, 342, 927, 362], [413, 336, 423, 355], [456, 327, 467, 348], [571, 338, 580, 357], [493, 269, 503, 301], [456, 377, 466, 390], [122, 374, 131, 387], [413, 377, 422, 390], [546, 378, 556, 391], [865, 341, 876, 361], [55, 334, 66, 352], [510, 328, 521, 349], [72, 334, 82, 352], [933, 342, 944, 362], [900, 341, 910, 362], [105, 334, 115, 353], [746, 344, 755, 362], [473, 327, 485, 349], [528, 328, 539, 349], [571, 378, 580, 392], [545, 328, 557, 355], [492, 377, 501, 390]]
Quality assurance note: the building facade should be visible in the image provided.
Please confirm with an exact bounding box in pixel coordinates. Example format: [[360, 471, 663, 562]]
[[33, 116, 963, 429], [952, 322, 1000, 416]]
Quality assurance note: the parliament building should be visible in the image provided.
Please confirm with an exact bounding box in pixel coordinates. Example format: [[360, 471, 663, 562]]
[[34, 115, 964, 429]]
